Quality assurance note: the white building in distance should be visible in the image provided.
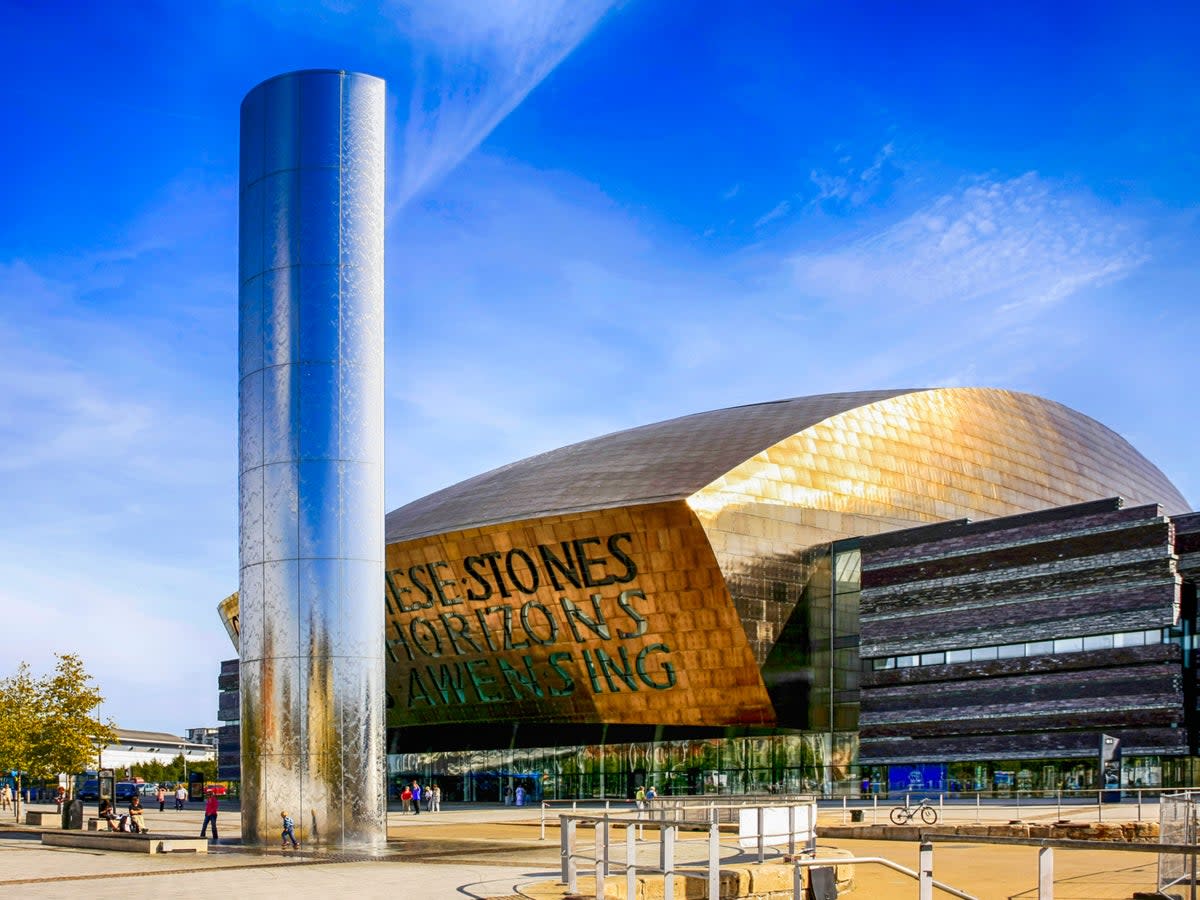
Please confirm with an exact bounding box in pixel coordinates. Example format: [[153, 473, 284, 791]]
[[98, 729, 215, 772]]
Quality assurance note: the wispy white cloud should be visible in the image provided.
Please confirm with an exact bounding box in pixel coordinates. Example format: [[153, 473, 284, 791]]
[[386, 0, 619, 210], [807, 141, 898, 209], [791, 172, 1145, 314], [754, 200, 791, 229], [0, 175, 238, 732]]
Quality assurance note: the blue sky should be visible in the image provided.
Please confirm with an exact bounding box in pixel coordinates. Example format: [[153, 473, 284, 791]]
[[2, 0, 1198, 735]]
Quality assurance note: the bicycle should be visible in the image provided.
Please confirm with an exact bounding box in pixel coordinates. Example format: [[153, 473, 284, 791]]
[[889, 798, 939, 825]]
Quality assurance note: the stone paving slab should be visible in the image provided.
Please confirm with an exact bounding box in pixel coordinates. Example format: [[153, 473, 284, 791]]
[[0, 803, 1178, 899]]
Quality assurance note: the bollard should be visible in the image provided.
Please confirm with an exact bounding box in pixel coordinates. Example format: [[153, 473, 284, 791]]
[[873, 793, 878, 826], [976, 792, 981, 824], [540, 802, 546, 841], [841, 794, 847, 824], [1038, 846, 1053, 899]]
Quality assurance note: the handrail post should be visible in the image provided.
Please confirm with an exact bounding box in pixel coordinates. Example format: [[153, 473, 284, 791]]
[[758, 806, 766, 863], [1097, 790, 1102, 823], [627, 823, 637, 900], [562, 817, 577, 892], [1056, 788, 1061, 822], [976, 792, 980, 824], [793, 859, 804, 900], [601, 815, 610, 877], [841, 794, 847, 824], [662, 824, 676, 900], [788, 804, 796, 857], [595, 820, 605, 900], [1038, 846, 1053, 899], [873, 793, 878, 826], [918, 841, 933, 900], [540, 801, 546, 841], [708, 822, 720, 900]]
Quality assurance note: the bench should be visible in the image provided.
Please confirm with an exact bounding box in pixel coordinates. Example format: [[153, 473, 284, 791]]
[[25, 811, 60, 827], [42, 831, 209, 854]]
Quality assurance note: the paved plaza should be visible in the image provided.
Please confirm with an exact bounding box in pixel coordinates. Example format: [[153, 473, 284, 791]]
[[0, 800, 1181, 898]]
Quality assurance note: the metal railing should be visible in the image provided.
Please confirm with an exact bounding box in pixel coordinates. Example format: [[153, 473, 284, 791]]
[[558, 800, 816, 900], [925, 832, 1195, 900], [833, 787, 1168, 825], [556, 812, 979, 900], [540, 792, 814, 839], [791, 849, 977, 900]]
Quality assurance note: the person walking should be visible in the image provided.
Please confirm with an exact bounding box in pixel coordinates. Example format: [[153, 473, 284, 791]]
[[174, 785, 187, 811], [410, 781, 422, 815], [155, 785, 167, 812], [400, 784, 412, 813], [0, 784, 10, 812], [200, 790, 219, 842], [280, 811, 299, 849], [430, 783, 441, 813]]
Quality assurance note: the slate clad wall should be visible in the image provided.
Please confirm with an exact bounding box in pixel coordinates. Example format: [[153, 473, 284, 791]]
[[858, 498, 1184, 764]]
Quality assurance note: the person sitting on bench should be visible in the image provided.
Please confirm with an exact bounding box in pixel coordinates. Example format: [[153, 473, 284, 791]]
[[98, 799, 119, 831], [128, 795, 147, 834]]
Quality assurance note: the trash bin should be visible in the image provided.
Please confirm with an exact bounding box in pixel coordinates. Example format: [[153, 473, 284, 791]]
[[850, 808, 864, 823], [63, 798, 83, 830]]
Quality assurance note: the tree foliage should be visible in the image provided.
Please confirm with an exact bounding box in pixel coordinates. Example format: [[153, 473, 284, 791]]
[[0, 654, 117, 800], [131, 754, 217, 785]]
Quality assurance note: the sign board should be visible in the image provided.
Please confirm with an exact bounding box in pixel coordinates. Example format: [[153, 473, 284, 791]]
[[738, 803, 816, 849], [1101, 734, 1122, 802]]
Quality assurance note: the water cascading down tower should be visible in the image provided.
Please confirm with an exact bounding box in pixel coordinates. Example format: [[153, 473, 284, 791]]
[[237, 70, 386, 849]]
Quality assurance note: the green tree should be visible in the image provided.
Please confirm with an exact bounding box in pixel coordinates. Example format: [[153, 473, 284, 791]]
[[0, 663, 39, 820], [0, 654, 116, 820], [37, 654, 115, 780]]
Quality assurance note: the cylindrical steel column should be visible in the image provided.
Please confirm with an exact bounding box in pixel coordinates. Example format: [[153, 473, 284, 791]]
[[238, 69, 386, 849]]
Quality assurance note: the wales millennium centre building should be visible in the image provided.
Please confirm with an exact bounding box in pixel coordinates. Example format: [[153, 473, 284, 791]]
[[220, 385, 1200, 801]]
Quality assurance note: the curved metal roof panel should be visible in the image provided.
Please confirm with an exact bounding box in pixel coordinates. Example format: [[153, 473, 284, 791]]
[[385, 388, 1189, 542]]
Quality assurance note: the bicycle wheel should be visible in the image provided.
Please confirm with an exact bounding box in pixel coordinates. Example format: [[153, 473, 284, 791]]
[[889, 806, 907, 825], [920, 805, 938, 825]]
